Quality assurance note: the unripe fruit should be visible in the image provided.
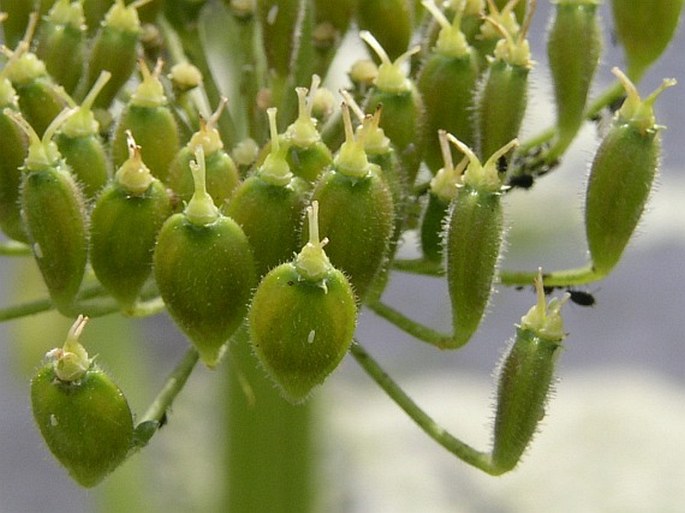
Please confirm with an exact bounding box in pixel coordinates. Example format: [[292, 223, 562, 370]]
[[0, 72, 29, 243], [249, 201, 357, 403], [55, 71, 113, 199], [417, 0, 479, 172], [226, 108, 309, 278], [154, 147, 256, 367], [585, 69, 675, 276], [112, 60, 180, 182], [31, 316, 134, 487], [357, 0, 414, 62], [82, 0, 140, 109], [308, 103, 395, 301], [547, 0, 601, 158], [168, 99, 240, 206], [35, 0, 87, 95], [445, 135, 517, 348], [492, 272, 567, 472], [7, 109, 88, 314], [91, 133, 172, 310], [361, 31, 425, 187], [610, 0, 684, 81]]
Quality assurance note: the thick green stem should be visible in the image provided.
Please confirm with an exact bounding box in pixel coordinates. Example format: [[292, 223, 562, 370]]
[[500, 264, 603, 288], [0, 241, 31, 256], [349, 341, 498, 474], [224, 325, 314, 513], [366, 300, 452, 349]]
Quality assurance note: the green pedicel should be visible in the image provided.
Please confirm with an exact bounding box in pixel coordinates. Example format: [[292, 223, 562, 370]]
[[91, 133, 172, 310], [249, 201, 357, 403], [154, 147, 256, 368], [225, 108, 309, 278], [112, 60, 180, 182], [585, 69, 675, 276], [491, 272, 567, 472], [168, 98, 240, 206], [445, 135, 518, 348], [31, 316, 134, 488]]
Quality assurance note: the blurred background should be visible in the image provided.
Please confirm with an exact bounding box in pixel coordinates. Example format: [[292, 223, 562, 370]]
[[1, 2, 684, 512]]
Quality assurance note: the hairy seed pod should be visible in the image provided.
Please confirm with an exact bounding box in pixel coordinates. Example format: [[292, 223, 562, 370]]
[[420, 131, 467, 262], [492, 272, 567, 473], [3, 17, 71, 138], [226, 108, 309, 278], [31, 316, 134, 487], [476, 5, 534, 161], [8, 109, 88, 313], [307, 104, 395, 301], [55, 71, 113, 199], [249, 201, 357, 403], [547, 0, 601, 158], [36, 0, 87, 95], [610, 0, 684, 81], [83, 0, 141, 109], [361, 31, 425, 187], [168, 99, 240, 206], [357, 0, 414, 61], [417, 0, 479, 173], [154, 147, 256, 368], [91, 134, 172, 310], [585, 69, 675, 277], [257, 0, 309, 78], [445, 136, 517, 348], [283, 78, 333, 183], [0, 71, 30, 242], [112, 60, 180, 182]]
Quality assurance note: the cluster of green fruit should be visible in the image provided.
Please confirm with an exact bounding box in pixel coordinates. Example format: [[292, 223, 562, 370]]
[[0, 0, 679, 489]]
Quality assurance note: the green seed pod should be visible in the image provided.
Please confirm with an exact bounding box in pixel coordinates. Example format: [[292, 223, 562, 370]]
[[585, 69, 675, 277], [357, 0, 414, 61], [154, 147, 256, 368], [54, 71, 113, 199], [445, 135, 517, 348], [0, 65, 30, 243], [168, 99, 240, 206], [420, 130, 467, 262], [226, 108, 309, 278], [112, 60, 180, 182], [91, 134, 172, 310], [7, 109, 88, 314], [308, 104, 395, 301], [83, 0, 114, 35], [417, 0, 479, 173], [283, 77, 333, 183], [35, 0, 87, 95], [472, 0, 522, 71], [491, 272, 567, 473], [0, 0, 57, 47], [3, 17, 72, 137], [257, 0, 311, 79], [31, 316, 134, 487], [312, 0, 356, 77], [476, 7, 533, 161], [249, 201, 357, 403], [611, 0, 684, 81], [422, 0, 485, 60], [83, 0, 141, 109], [361, 31, 425, 187], [547, 0, 601, 159]]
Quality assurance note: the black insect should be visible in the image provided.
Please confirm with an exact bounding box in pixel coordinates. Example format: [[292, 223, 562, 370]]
[[507, 174, 534, 189], [566, 289, 596, 307]]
